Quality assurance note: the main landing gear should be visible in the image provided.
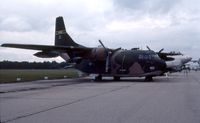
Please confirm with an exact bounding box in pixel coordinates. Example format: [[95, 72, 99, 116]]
[[145, 76, 153, 81], [95, 74, 102, 81], [113, 76, 120, 81]]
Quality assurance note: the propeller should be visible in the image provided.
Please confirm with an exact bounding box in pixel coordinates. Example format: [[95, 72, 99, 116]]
[[158, 48, 164, 53], [146, 45, 164, 53], [146, 46, 176, 61], [99, 40, 110, 73], [146, 46, 151, 51]]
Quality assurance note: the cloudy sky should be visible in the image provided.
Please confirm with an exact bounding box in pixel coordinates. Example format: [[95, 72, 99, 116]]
[[0, 0, 200, 62]]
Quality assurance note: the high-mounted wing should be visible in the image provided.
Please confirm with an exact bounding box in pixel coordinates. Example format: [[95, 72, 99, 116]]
[[1, 43, 91, 52], [1, 43, 92, 60]]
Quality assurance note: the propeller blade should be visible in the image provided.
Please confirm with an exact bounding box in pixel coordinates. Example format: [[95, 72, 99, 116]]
[[99, 40, 106, 49], [158, 48, 164, 53], [98, 40, 110, 73], [146, 46, 151, 51], [105, 53, 110, 72]]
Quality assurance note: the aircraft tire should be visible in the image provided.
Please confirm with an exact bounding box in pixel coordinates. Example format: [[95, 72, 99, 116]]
[[95, 75, 102, 81], [145, 76, 153, 81], [113, 76, 120, 81]]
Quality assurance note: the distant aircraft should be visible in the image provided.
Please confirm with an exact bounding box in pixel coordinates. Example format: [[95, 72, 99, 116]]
[[1, 16, 167, 81], [187, 58, 200, 71], [159, 52, 192, 72], [146, 46, 192, 72], [191, 58, 200, 64]]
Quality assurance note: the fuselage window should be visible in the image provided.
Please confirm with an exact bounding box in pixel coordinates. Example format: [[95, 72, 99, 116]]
[[138, 54, 152, 60]]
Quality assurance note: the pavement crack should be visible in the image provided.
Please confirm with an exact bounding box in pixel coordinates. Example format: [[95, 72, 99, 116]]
[[0, 82, 82, 94], [2, 83, 134, 123]]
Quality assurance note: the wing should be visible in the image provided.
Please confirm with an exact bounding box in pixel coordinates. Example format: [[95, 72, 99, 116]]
[[1, 43, 92, 60], [1, 43, 91, 52]]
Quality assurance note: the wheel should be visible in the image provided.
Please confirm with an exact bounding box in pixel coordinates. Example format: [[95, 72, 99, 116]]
[[145, 76, 153, 81], [95, 75, 102, 81], [113, 76, 120, 81]]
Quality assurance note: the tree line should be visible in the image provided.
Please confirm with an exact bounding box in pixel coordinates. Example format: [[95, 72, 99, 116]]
[[0, 61, 67, 69]]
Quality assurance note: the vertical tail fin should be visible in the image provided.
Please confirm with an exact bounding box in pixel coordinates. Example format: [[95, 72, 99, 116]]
[[55, 16, 80, 47]]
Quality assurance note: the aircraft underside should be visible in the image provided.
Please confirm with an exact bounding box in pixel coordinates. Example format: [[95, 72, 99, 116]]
[[75, 59, 164, 80]]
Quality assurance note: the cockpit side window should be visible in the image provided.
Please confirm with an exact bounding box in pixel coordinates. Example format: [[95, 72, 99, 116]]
[[138, 54, 151, 60], [138, 54, 159, 60]]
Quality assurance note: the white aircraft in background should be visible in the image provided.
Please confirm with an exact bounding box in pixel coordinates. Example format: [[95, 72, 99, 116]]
[[165, 55, 192, 72], [146, 46, 192, 72], [186, 58, 200, 71]]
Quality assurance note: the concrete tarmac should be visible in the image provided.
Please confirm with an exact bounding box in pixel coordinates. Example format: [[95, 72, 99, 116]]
[[0, 71, 200, 123]]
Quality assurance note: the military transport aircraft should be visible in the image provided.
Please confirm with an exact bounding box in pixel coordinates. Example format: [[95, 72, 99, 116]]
[[1, 16, 167, 81]]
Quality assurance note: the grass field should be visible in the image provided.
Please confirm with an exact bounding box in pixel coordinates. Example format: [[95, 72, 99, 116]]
[[0, 69, 81, 83]]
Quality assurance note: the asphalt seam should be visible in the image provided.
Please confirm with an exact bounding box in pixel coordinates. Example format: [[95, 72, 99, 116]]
[[0, 82, 83, 94]]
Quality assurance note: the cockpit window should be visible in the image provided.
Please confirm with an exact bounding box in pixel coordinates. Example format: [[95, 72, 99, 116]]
[[138, 54, 160, 60]]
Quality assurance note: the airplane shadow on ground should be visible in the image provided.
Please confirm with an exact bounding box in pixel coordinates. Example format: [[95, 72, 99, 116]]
[[0, 76, 183, 94], [80, 76, 185, 83], [80, 77, 167, 83]]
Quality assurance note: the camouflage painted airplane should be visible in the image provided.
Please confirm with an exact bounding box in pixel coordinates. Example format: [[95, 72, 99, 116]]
[[1, 16, 167, 81]]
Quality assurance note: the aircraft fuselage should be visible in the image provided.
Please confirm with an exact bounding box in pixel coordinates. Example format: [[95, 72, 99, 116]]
[[76, 49, 166, 77]]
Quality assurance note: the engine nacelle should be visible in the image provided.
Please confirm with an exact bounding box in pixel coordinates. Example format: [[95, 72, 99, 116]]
[[34, 51, 59, 58], [90, 48, 106, 61]]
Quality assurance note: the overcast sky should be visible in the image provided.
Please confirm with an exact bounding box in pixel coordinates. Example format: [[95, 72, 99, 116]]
[[0, 0, 200, 62]]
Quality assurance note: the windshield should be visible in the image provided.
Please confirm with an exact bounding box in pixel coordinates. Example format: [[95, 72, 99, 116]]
[[138, 53, 160, 60]]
